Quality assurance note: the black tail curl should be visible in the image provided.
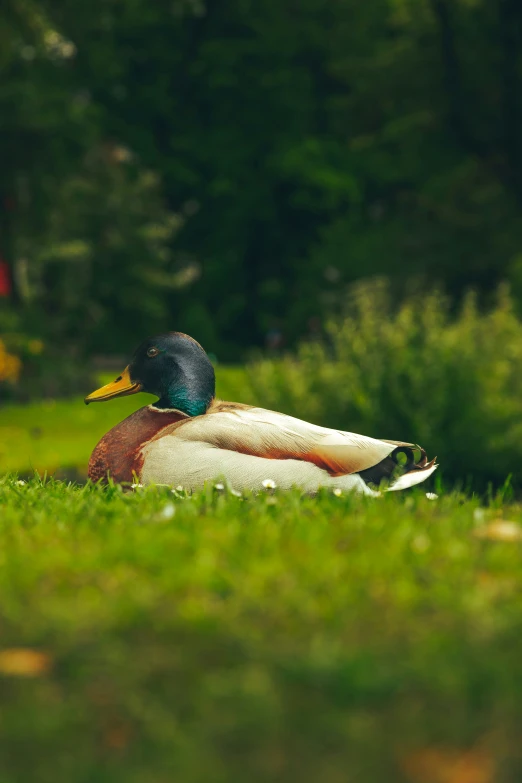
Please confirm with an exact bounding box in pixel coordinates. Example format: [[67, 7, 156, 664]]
[[358, 442, 435, 487]]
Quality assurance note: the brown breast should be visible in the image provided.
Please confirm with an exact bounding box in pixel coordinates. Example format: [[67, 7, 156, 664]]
[[88, 406, 187, 484]]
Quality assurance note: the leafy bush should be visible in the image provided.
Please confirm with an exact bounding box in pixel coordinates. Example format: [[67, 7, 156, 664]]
[[248, 281, 522, 488], [0, 334, 95, 402], [18, 146, 185, 355], [0, 338, 22, 385]]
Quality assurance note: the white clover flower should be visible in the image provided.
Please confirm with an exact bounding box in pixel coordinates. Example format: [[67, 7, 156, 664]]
[[474, 521, 522, 542], [131, 483, 144, 490], [16, 480, 26, 487], [160, 503, 175, 520], [262, 479, 277, 490], [412, 534, 430, 553], [473, 507, 486, 523], [214, 483, 225, 491], [176, 486, 184, 492], [230, 489, 242, 498], [425, 492, 438, 500], [333, 488, 342, 497]]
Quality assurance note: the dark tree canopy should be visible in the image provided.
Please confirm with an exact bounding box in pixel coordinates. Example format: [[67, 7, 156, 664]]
[[1, 0, 522, 357]]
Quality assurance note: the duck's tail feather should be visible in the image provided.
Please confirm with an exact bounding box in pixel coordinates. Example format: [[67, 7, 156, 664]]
[[358, 443, 438, 492], [385, 457, 438, 491]]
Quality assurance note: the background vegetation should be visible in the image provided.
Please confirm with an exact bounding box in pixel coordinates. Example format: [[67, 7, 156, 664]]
[[2, 0, 522, 358], [250, 283, 522, 489]]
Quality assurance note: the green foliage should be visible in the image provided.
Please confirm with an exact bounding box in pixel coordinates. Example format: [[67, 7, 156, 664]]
[[0, 478, 522, 781], [3, 0, 522, 355], [249, 282, 522, 487], [0, 330, 97, 402], [31, 150, 182, 353], [0, 337, 21, 387], [0, 1, 193, 354]]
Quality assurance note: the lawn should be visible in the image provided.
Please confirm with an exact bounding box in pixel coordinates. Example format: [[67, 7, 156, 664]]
[[0, 366, 251, 477], [0, 478, 521, 782]]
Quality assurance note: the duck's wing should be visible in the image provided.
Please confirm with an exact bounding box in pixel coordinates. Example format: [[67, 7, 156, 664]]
[[170, 403, 433, 478]]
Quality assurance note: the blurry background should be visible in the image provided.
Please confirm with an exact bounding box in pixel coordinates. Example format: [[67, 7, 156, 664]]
[[2, 0, 522, 486]]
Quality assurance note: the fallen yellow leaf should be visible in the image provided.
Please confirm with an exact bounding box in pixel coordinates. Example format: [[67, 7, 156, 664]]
[[473, 520, 522, 542], [104, 722, 132, 751], [0, 648, 52, 677], [401, 746, 494, 783]]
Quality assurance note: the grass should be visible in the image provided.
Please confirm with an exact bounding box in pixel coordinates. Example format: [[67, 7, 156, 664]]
[[0, 478, 522, 782], [0, 366, 251, 476], [2, 368, 522, 781]]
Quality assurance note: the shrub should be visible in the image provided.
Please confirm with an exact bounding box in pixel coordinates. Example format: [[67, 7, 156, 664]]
[[248, 281, 522, 488], [0, 338, 22, 385], [0, 335, 95, 402]]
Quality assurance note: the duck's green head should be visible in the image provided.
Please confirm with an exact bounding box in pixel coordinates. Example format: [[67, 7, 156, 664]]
[[85, 332, 216, 416]]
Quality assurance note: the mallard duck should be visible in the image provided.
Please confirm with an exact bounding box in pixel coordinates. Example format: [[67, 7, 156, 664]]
[[85, 332, 437, 494]]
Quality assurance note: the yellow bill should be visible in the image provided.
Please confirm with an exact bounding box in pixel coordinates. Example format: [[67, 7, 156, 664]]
[[85, 366, 142, 404]]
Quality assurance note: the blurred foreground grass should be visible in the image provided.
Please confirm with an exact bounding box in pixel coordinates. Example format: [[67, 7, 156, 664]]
[[0, 366, 250, 476], [0, 479, 521, 782]]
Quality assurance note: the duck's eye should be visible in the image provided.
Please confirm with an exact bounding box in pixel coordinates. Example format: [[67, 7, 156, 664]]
[[147, 347, 159, 358]]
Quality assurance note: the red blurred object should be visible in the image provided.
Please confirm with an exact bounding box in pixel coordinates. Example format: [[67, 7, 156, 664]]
[[0, 259, 12, 296]]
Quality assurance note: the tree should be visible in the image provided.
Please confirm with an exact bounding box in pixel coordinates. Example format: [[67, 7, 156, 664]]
[[2, 0, 522, 357]]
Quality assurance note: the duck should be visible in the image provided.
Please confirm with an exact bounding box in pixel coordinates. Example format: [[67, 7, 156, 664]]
[[85, 332, 437, 495]]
